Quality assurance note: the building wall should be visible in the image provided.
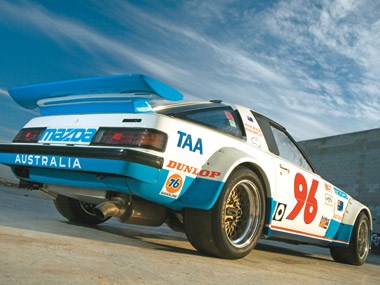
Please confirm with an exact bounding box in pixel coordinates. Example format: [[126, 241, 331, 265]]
[[298, 128, 380, 232]]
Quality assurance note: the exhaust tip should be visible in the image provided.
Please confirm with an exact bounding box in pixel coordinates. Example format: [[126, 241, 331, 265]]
[[93, 207, 107, 220], [94, 200, 124, 220]]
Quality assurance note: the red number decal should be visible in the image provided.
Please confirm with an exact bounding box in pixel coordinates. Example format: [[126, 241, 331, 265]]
[[286, 173, 307, 220], [287, 173, 319, 224], [304, 179, 318, 224]]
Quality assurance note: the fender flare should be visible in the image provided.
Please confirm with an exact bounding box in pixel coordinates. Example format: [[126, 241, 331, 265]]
[[341, 199, 372, 228], [333, 198, 373, 245], [176, 147, 275, 210]]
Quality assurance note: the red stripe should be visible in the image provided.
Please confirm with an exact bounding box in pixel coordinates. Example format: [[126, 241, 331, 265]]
[[269, 224, 349, 244]]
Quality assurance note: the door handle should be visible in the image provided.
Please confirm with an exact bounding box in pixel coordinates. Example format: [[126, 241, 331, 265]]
[[280, 164, 290, 175]]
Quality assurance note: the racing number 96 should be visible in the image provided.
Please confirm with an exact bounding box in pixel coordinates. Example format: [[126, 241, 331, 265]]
[[287, 173, 319, 224]]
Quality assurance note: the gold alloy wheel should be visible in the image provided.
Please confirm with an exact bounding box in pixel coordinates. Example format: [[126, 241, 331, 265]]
[[223, 179, 262, 248]]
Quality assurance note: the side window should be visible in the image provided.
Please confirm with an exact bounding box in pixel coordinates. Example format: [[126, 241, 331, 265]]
[[271, 126, 313, 172], [179, 107, 243, 138]]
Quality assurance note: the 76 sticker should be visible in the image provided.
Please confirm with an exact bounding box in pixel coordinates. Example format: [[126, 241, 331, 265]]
[[159, 172, 185, 199], [286, 173, 319, 224]]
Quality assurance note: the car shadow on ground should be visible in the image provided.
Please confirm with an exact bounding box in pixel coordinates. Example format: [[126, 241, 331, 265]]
[[2, 186, 380, 265], [65, 220, 380, 266], [65, 220, 334, 263]]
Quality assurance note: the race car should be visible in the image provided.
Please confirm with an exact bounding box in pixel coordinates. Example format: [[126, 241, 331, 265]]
[[0, 74, 372, 265]]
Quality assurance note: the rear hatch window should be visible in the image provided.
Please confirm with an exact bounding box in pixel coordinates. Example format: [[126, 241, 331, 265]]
[[160, 105, 243, 138]]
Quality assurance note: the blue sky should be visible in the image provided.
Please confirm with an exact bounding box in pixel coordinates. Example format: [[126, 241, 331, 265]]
[[0, 0, 379, 144]]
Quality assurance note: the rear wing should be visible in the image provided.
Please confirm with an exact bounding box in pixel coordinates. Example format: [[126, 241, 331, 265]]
[[8, 74, 183, 115]]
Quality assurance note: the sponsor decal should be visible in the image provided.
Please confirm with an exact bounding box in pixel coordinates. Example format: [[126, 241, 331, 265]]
[[319, 216, 330, 229], [325, 194, 333, 206], [224, 111, 234, 120], [337, 200, 344, 211], [159, 173, 185, 199], [251, 136, 262, 147], [166, 160, 221, 178], [273, 203, 287, 221], [39, 128, 97, 144], [15, 154, 81, 169], [324, 183, 332, 192], [244, 124, 263, 137], [224, 111, 236, 127], [334, 188, 349, 200], [176, 131, 203, 154], [333, 214, 343, 221], [247, 116, 254, 122]]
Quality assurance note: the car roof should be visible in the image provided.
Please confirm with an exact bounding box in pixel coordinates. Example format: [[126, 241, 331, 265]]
[[155, 100, 287, 132]]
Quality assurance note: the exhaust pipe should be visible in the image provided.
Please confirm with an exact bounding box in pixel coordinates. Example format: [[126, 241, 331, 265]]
[[94, 195, 166, 226], [94, 198, 126, 220]]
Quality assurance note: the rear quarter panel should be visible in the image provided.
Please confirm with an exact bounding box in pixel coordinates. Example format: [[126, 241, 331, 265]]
[[155, 114, 277, 209]]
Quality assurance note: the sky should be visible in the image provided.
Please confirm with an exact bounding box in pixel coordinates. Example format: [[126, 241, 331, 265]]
[[0, 0, 379, 144]]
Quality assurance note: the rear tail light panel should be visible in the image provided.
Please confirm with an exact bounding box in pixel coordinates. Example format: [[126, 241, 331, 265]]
[[13, 128, 46, 143], [91, 128, 168, 152]]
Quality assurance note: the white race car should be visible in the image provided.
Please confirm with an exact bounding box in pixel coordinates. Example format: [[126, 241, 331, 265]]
[[0, 74, 372, 265]]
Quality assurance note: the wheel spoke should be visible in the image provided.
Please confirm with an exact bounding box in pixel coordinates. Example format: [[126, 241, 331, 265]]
[[357, 219, 369, 259], [223, 179, 261, 248]]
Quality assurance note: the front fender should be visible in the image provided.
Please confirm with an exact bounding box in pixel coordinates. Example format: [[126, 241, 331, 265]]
[[332, 198, 373, 246]]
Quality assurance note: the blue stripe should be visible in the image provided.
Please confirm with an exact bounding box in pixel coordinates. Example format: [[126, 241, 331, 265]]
[[0, 151, 226, 210], [331, 222, 353, 245], [28, 168, 133, 193], [263, 198, 277, 236], [0, 153, 160, 183], [269, 219, 352, 246], [325, 219, 341, 239], [267, 198, 277, 222], [126, 171, 196, 209], [26, 167, 187, 206], [172, 177, 224, 210]]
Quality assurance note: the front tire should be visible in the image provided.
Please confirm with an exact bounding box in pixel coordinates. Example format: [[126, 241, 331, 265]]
[[330, 212, 370, 265], [184, 167, 265, 259], [54, 194, 108, 225]]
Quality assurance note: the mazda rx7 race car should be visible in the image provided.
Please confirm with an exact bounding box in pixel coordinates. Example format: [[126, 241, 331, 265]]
[[0, 74, 372, 265]]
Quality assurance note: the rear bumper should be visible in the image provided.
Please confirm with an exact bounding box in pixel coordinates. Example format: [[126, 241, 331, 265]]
[[0, 144, 164, 187], [0, 144, 164, 169], [0, 144, 223, 211]]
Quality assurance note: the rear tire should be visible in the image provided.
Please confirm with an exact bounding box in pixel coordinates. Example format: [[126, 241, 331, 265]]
[[184, 167, 265, 259], [330, 212, 370, 265], [54, 194, 108, 225]]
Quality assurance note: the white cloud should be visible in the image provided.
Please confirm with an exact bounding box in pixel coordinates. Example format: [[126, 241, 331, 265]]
[[0, 2, 287, 102], [0, 0, 378, 140], [0, 1, 192, 83], [240, 0, 379, 124]]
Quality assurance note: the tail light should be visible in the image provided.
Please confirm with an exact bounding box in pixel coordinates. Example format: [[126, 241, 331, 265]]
[[13, 128, 46, 143], [91, 128, 167, 152]]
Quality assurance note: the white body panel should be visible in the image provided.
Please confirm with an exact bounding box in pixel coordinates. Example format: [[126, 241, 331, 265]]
[[0, 102, 372, 248]]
